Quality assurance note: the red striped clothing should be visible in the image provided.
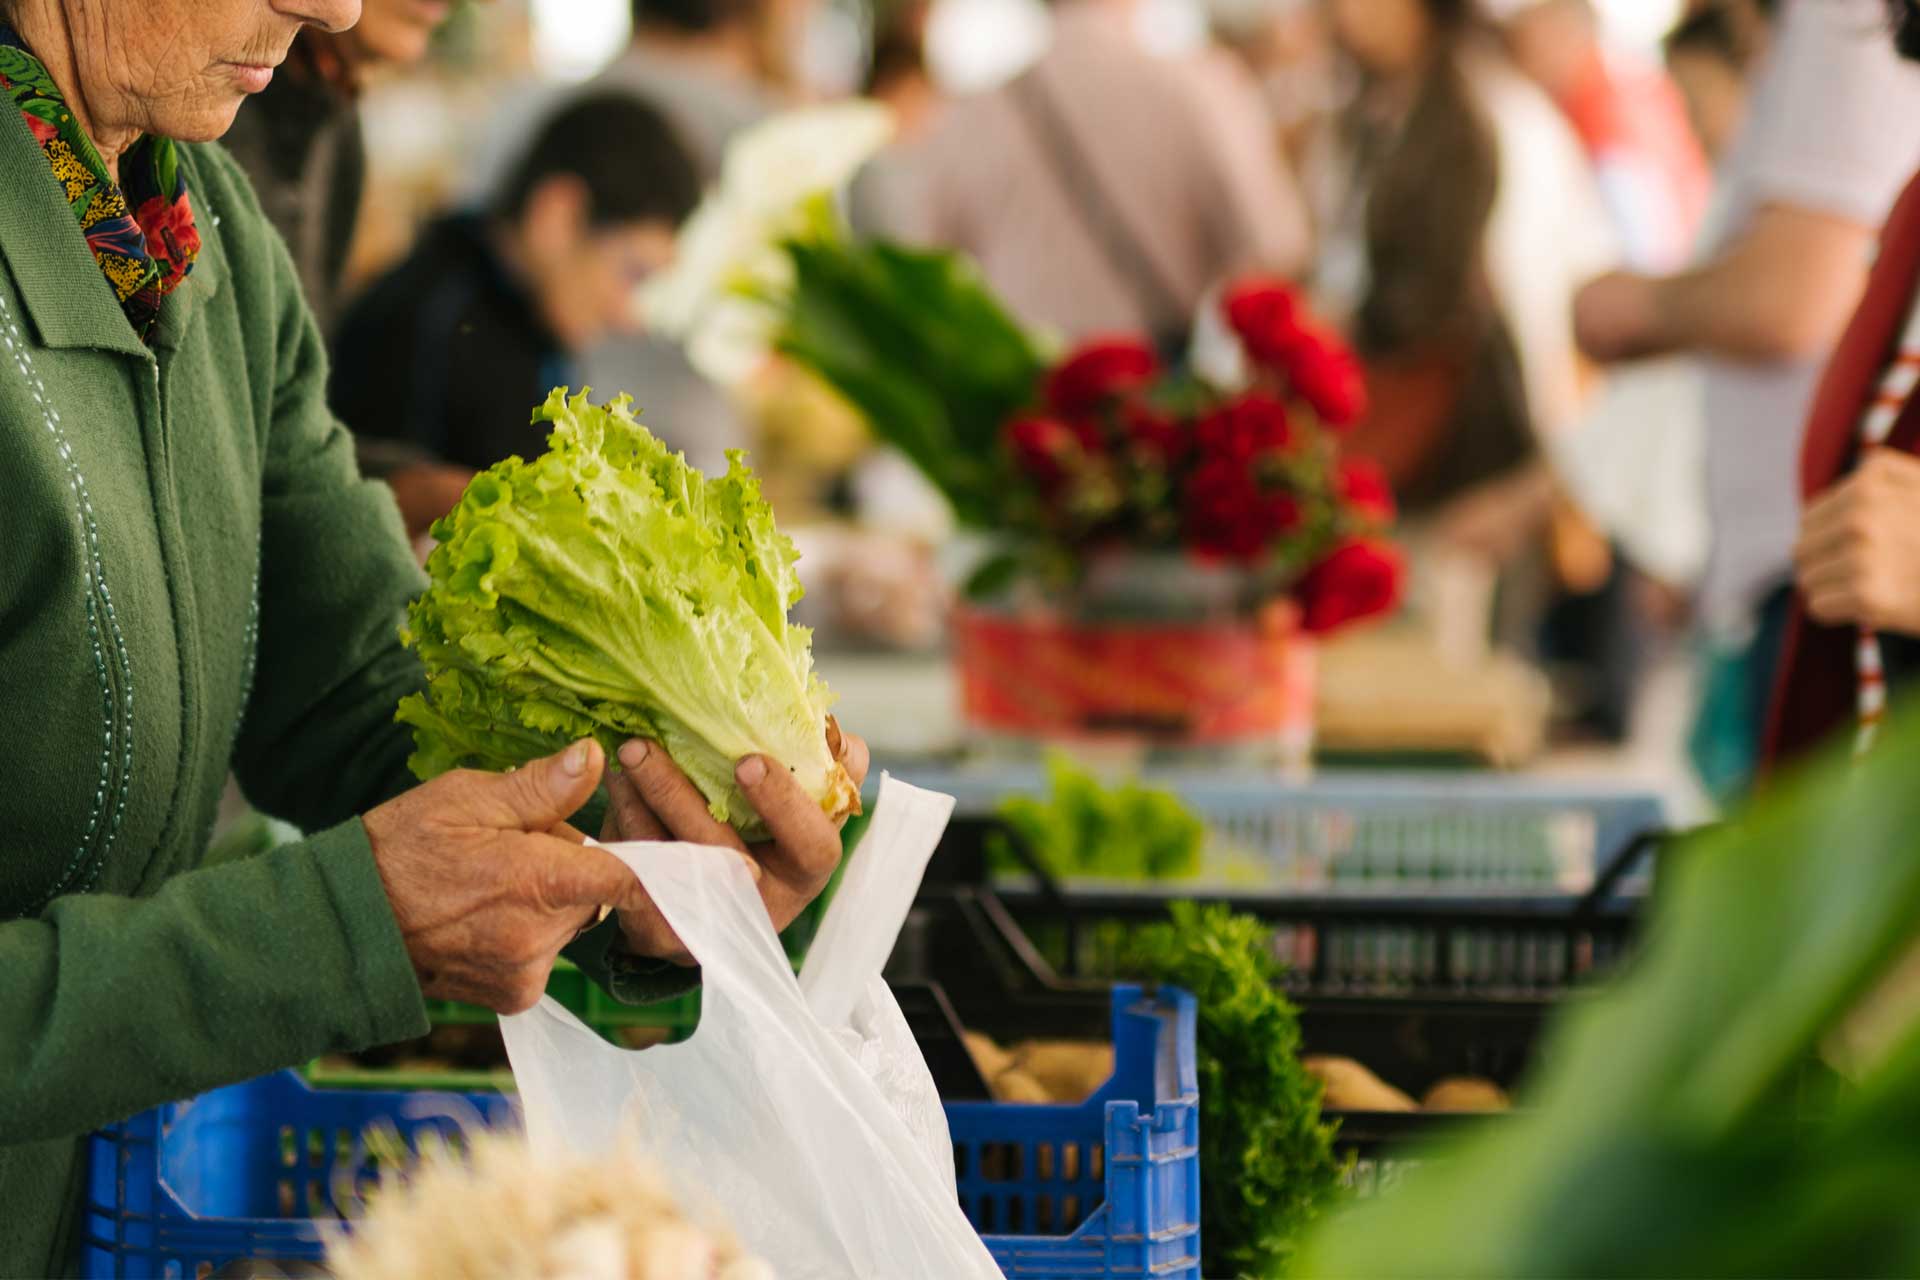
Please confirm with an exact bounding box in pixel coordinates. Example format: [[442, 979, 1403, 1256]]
[[1852, 301, 1920, 752]]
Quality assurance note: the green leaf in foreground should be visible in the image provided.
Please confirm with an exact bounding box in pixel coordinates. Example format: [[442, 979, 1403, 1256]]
[[1295, 703, 1920, 1277], [396, 388, 855, 840], [1124, 903, 1343, 1279]]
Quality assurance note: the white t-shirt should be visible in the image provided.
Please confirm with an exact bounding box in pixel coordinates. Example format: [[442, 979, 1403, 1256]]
[[1699, 0, 1920, 632]]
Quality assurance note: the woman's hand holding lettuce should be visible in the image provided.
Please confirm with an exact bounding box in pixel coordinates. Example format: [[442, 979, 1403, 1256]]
[[596, 730, 870, 962], [396, 388, 867, 959]]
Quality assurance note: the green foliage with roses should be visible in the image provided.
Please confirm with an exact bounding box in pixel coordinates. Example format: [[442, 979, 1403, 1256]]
[[775, 244, 1403, 634]]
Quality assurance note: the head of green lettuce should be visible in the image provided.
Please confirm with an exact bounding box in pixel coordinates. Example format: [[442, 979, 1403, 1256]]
[[396, 388, 858, 841]]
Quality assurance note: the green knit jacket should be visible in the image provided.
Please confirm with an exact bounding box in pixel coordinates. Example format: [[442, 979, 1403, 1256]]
[[0, 108, 641, 1276]]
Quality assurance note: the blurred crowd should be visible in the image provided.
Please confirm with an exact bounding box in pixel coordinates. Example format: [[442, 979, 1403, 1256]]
[[270, 0, 1920, 803]]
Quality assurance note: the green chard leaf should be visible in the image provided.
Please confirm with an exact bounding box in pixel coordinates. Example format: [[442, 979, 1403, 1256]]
[[775, 237, 1047, 528]]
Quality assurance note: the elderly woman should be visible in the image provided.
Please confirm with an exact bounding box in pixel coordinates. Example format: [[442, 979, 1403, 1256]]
[[0, 3, 865, 1275]]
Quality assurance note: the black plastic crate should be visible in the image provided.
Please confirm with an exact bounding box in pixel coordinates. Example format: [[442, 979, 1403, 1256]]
[[893, 821, 1668, 1167]]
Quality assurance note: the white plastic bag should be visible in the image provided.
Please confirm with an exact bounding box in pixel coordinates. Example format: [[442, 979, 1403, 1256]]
[[500, 775, 1001, 1280]]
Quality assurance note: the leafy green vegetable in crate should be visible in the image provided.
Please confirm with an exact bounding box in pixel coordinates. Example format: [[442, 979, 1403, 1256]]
[[1124, 902, 1343, 1279], [1297, 704, 1920, 1277], [397, 388, 858, 839], [992, 755, 1205, 880]]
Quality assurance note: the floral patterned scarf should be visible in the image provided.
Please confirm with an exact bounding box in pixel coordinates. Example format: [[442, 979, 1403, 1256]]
[[0, 25, 199, 341]]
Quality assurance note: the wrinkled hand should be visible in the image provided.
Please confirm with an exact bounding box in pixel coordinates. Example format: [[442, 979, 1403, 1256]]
[[599, 733, 872, 962], [1573, 271, 1660, 363], [1794, 449, 1920, 634], [363, 740, 645, 1013]]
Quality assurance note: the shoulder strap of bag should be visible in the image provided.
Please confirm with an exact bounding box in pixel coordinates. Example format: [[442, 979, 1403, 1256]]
[[1008, 69, 1191, 354]]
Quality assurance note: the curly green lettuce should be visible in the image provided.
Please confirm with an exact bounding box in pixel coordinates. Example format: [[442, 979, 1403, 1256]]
[[396, 388, 857, 839]]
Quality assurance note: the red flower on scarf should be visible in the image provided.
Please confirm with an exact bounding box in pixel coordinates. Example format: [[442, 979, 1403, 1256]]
[[1296, 539, 1403, 634], [136, 190, 201, 287], [1043, 337, 1160, 415]]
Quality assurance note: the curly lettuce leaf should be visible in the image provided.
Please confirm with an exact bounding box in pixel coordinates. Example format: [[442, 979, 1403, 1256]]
[[397, 388, 854, 839]]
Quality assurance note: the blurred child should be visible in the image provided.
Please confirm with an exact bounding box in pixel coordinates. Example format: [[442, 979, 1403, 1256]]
[[331, 94, 700, 539]]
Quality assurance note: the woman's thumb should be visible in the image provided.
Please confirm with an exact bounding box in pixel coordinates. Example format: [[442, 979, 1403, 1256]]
[[487, 739, 604, 831]]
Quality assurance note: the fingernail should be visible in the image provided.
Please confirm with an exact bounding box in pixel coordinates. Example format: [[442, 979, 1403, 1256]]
[[735, 755, 767, 787], [618, 739, 650, 770], [562, 740, 593, 777], [739, 854, 763, 882]]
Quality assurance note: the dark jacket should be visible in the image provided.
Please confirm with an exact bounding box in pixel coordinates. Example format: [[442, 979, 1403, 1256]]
[[1334, 56, 1535, 515], [330, 213, 577, 473], [220, 55, 364, 336]]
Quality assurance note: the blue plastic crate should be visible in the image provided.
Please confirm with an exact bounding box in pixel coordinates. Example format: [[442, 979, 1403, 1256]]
[[950, 984, 1202, 1279], [82, 984, 1198, 1280], [80, 1072, 516, 1278]]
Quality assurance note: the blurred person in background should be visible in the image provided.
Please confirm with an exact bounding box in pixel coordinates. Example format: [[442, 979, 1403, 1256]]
[[568, 0, 798, 476], [330, 93, 700, 538], [1204, 0, 1337, 170], [224, 0, 475, 551], [1494, 0, 1710, 739], [864, 0, 938, 138], [889, 0, 1311, 354], [1663, 1, 1769, 164], [849, 0, 939, 232], [604, 0, 785, 181], [225, 0, 466, 335], [1309, 0, 1612, 531], [1499, 0, 1710, 272], [1572, 0, 1920, 800], [1765, 0, 1920, 770], [1308, 0, 1616, 703]]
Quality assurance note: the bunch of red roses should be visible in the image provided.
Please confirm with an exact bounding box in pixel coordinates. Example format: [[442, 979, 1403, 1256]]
[[1000, 278, 1403, 635]]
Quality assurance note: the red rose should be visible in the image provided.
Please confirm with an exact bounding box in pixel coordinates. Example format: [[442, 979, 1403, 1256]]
[[1337, 456, 1395, 523], [1295, 539, 1403, 635], [1183, 457, 1299, 560], [1123, 402, 1188, 464], [1287, 327, 1367, 429], [1222, 277, 1306, 369], [1194, 392, 1293, 462], [1043, 337, 1160, 414], [1065, 416, 1107, 453], [1183, 457, 1264, 559], [1005, 415, 1081, 487]]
